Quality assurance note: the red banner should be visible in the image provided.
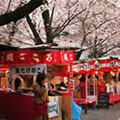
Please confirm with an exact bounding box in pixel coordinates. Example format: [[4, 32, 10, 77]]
[[16, 49, 43, 64], [3, 50, 42, 65], [72, 58, 120, 74], [43, 50, 75, 64], [0, 52, 5, 64], [60, 51, 75, 64], [43, 51, 60, 64], [1, 50, 75, 65], [3, 51, 18, 64]]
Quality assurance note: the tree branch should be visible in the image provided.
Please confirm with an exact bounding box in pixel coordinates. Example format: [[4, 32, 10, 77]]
[[86, 17, 116, 36], [26, 15, 43, 44], [49, 3, 55, 26], [6, 0, 12, 12], [42, 9, 53, 43], [101, 45, 118, 56], [13, 37, 33, 45], [0, 0, 45, 26], [53, 8, 86, 38]]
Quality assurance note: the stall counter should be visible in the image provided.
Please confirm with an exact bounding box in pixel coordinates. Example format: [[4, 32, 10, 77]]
[[0, 90, 62, 120]]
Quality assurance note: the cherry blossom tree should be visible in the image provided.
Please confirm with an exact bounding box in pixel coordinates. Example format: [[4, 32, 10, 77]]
[[0, 0, 120, 60], [65, 0, 120, 59], [0, 0, 46, 45]]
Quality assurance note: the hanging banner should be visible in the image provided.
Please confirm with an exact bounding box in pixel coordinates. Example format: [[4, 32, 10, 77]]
[[9, 64, 47, 75], [60, 51, 75, 64], [44, 50, 75, 64], [2, 49, 75, 65], [72, 58, 120, 74], [17, 49, 43, 64], [3, 51, 18, 64], [43, 51, 60, 64], [3, 49, 43, 65]]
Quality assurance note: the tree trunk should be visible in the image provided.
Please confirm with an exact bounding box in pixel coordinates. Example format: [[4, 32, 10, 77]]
[[42, 9, 53, 43]]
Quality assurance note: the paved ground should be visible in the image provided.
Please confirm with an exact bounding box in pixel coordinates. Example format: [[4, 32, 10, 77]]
[[81, 102, 120, 120], [1, 102, 120, 120]]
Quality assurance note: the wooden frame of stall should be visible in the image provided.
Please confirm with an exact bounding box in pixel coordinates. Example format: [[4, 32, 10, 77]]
[[0, 45, 78, 120], [72, 57, 120, 108]]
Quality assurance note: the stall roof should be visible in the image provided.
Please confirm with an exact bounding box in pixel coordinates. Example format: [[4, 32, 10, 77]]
[[96, 56, 120, 60], [0, 43, 80, 53], [0, 43, 19, 51], [20, 44, 80, 52], [73, 55, 120, 64]]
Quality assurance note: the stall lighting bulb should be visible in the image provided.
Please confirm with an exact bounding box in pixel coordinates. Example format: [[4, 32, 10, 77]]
[[110, 71, 114, 75], [95, 71, 98, 74]]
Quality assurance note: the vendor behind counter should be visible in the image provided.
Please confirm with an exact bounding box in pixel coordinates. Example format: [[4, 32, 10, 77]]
[[12, 75, 33, 93], [48, 82, 63, 96], [12, 74, 66, 96]]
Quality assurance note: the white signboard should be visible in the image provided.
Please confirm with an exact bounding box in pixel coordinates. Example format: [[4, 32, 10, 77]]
[[9, 64, 47, 75], [48, 97, 59, 118]]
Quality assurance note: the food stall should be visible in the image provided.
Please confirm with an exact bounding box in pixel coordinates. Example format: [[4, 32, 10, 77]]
[[0, 45, 77, 120], [72, 56, 120, 107]]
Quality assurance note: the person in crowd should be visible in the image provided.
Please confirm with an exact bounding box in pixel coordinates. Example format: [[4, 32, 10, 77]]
[[72, 101, 82, 120], [33, 72, 49, 120], [56, 81, 67, 91], [79, 74, 86, 98], [48, 77, 62, 96], [14, 78, 21, 91], [14, 76, 25, 92], [80, 74, 86, 82], [23, 75, 33, 93]]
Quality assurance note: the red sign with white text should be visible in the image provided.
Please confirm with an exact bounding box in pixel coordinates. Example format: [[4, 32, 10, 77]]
[[44, 50, 75, 64], [43, 51, 60, 64], [3, 51, 18, 64], [17, 49, 43, 64], [72, 59, 120, 74], [3, 50, 42, 65], [1, 50, 75, 65], [60, 51, 75, 64]]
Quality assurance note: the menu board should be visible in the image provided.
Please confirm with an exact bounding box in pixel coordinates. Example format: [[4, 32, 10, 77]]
[[98, 92, 109, 108], [9, 64, 47, 75]]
